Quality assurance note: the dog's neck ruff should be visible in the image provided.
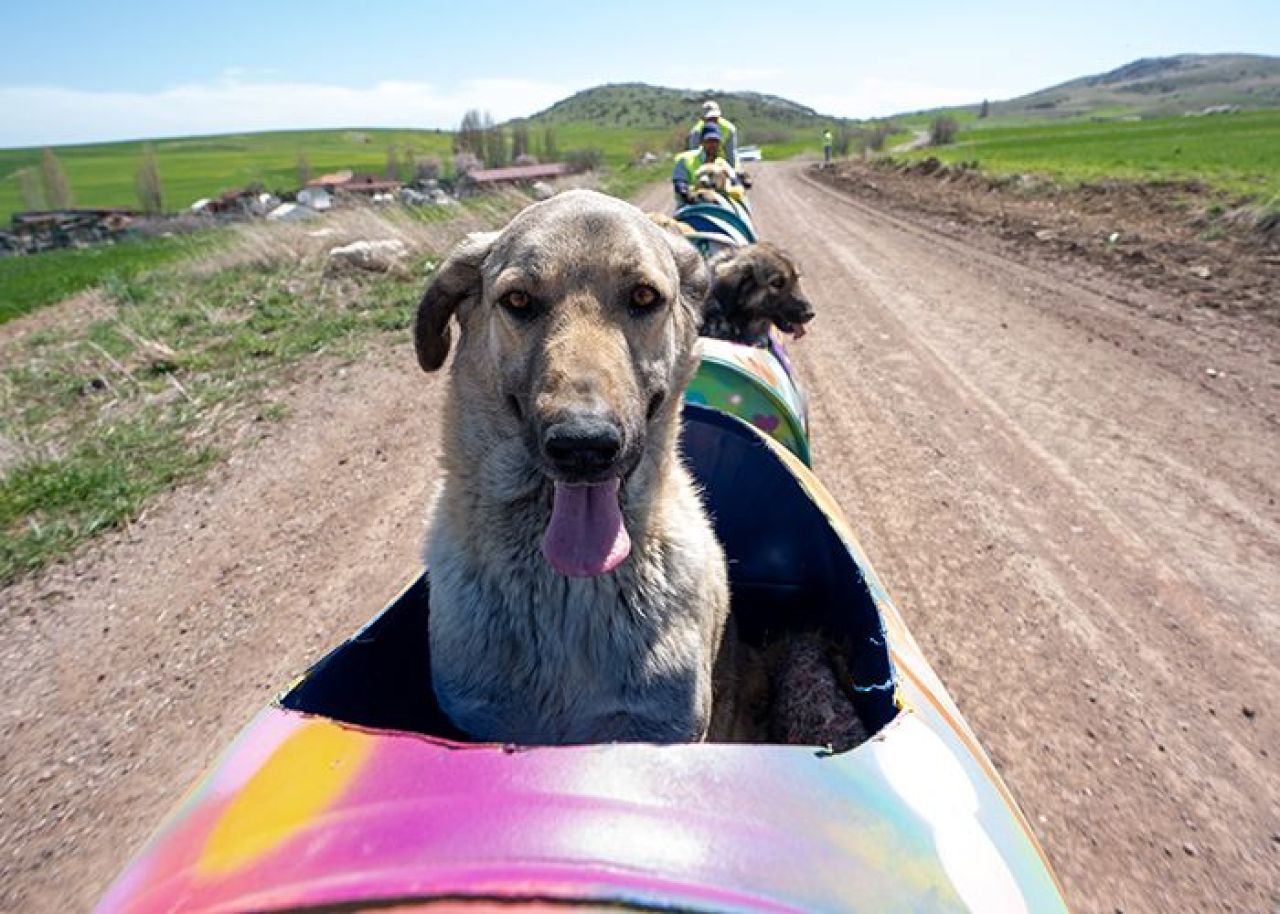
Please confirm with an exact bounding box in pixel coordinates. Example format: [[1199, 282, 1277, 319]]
[[541, 479, 632, 577]]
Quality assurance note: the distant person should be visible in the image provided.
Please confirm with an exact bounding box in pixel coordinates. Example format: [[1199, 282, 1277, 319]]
[[822, 128, 833, 165], [673, 123, 743, 209], [688, 100, 739, 169]]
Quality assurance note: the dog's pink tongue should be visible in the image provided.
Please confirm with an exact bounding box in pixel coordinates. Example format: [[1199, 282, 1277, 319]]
[[542, 479, 631, 577]]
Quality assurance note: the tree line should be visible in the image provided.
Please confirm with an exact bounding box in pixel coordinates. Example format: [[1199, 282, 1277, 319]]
[[17, 145, 167, 216], [453, 109, 561, 171]]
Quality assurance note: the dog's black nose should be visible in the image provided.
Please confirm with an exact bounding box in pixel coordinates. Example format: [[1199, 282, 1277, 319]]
[[543, 417, 622, 477]]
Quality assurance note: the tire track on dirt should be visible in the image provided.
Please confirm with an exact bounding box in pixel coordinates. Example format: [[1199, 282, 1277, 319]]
[[748, 162, 1278, 914]]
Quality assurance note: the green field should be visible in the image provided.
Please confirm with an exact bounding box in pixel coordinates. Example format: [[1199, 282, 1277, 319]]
[[0, 128, 455, 222], [902, 109, 1280, 198], [0, 232, 224, 326], [0, 116, 824, 223]]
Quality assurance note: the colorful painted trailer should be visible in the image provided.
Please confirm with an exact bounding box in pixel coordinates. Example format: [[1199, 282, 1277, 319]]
[[673, 201, 758, 256], [98, 404, 1068, 914], [689, 336, 810, 465]]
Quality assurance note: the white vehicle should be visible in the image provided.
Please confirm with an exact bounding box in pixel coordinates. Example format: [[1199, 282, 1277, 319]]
[[737, 144, 763, 162]]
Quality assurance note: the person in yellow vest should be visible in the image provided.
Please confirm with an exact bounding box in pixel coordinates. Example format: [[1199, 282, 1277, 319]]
[[672, 123, 744, 209], [823, 128, 833, 165], [687, 100, 739, 169]]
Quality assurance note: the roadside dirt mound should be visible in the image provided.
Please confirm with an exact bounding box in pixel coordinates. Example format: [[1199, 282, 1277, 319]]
[[814, 158, 1279, 326]]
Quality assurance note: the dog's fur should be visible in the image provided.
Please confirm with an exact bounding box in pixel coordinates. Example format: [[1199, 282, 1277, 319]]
[[700, 242, 814, 345], [415, 189, 733, 745], [692, 161, 741, 205]]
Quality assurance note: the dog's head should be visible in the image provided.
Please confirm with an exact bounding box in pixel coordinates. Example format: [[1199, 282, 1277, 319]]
[[695, 161, 732, 192], [708, 242, 814, 340], [415, 189, 709, 576]]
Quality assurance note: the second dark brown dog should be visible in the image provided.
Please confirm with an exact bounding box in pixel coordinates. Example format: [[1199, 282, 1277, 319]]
[[700, 242, 814, 345]]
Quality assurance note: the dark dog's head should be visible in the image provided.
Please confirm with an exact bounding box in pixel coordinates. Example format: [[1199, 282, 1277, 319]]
[[705, 242, 813, 343], [414, 190, 710, 576]]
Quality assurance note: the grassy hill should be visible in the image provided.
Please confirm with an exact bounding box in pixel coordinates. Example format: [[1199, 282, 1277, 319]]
[[881, 55, 1280, 200], [515, 83, 843, 162], [892, 54, 1280, 128], [995, 54, 1280, 121], [527, 83, 824, 130], [0, 128, 453, 223]]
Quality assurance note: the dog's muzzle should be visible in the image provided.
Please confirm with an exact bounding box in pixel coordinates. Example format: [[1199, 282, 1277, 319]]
[[541, 414, 624, 483]]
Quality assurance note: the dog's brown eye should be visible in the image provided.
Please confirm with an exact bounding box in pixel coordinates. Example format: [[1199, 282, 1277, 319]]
[[500, 290, 531, 311], [631, 285, 660, 309], [768, 276, 787, 292]]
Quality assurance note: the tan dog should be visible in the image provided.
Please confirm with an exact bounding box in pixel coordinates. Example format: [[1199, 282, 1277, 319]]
[[415, 189, 734, 744], [695, 160, 736, 193]]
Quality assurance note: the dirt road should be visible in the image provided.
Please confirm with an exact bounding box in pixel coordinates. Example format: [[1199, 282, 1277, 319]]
[[3, 163, 1278, 912]]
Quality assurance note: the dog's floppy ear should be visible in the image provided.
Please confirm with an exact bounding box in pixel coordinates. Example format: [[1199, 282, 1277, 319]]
[[414, 231, 498, 372], [710, 246, 756, 306]]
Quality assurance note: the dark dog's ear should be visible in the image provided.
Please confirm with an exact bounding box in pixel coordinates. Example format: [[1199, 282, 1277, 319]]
[[710, 247, 756, 305], [414, 231, 498, 372]]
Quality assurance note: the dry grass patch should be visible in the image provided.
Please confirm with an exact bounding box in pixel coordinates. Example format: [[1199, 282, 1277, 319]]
[[0, 196, 529, 586]]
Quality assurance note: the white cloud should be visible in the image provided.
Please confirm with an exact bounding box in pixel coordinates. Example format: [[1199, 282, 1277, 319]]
[[0, 77, 570, 147]]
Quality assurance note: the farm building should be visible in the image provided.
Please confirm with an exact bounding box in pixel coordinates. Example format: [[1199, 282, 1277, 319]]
[[459, 163, 573, 194], [305, 171, 402, 203]]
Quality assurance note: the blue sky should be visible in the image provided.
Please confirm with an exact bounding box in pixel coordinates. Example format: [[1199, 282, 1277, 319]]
[[2, 0, 1277, 147]]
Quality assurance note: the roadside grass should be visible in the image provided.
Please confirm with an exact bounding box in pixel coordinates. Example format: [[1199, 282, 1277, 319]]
[[757, 139, 816, 160], [599, 161, 670, 200], [0, 127, 455, 222], [899, 109, 1280, 199], [0, 231, 225, 326], [540, 124, 677, 168], [0, 199, 524, 586]]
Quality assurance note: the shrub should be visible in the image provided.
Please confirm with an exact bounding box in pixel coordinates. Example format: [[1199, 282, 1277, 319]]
[[41, 148, 74, 209], [861, 123, 896, 153], [135, 144, 164, 215], [930, 116, 960, 146], [413, 155, 441, 182], [564, 148, 603, 173], [453, 152, 482, 177], [17, 168, 45, 211]]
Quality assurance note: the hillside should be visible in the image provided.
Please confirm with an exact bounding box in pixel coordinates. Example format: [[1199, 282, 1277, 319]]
[[522, 82, 828, 132], [994, 53, 1280, 120]]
